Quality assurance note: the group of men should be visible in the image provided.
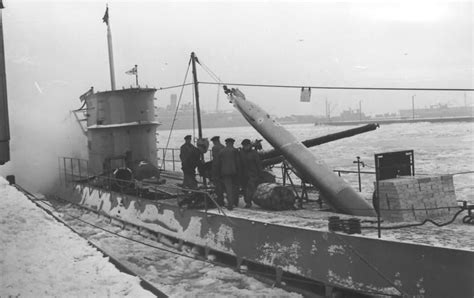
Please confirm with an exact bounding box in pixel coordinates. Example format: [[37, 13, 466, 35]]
[[179, 135, 262, 210]]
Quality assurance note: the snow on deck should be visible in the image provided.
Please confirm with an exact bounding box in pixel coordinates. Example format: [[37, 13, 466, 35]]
[[204, 201, 474, 251], [0, 177, 154, 298]]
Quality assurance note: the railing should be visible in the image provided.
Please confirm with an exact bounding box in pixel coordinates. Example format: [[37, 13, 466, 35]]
[[60, 154, 473, 204], [157, 147, 212, 171], [59, 157, 90, 186], [59, 156, 174, 198], [271, 163, 375, 193], [333, 169, 375, 192], [156, 148, 377, 193], [57, 156, 230, 215]]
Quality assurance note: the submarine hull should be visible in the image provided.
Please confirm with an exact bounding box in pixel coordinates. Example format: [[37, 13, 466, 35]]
[[54, 182, 474, 297]]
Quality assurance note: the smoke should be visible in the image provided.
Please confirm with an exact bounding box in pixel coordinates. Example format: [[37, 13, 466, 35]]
[[0, 81, 87, 194]]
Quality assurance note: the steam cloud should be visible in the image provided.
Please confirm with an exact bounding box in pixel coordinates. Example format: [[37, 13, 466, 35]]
[[0, 82, 87, 194]]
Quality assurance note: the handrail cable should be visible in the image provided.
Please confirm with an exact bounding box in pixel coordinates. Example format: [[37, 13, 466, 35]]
[[163, 59, 192, 161]]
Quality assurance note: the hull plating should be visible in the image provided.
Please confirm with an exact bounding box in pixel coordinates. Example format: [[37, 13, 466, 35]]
[[57, 183, 473, 297]]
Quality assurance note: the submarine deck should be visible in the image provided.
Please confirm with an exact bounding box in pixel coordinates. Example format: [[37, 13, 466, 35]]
[[152, 194, 474, 252], [137, 171, 474, 252]]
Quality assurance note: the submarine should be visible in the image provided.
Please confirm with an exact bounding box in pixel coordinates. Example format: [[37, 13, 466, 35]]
[[52, 75, 473, 296], [51, 7, 472, 295], [3, 4, 471, 295]]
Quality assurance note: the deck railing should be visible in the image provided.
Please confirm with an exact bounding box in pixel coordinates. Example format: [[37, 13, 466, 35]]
[[156, 147, 376, 193], [157, 147, 212, 171]]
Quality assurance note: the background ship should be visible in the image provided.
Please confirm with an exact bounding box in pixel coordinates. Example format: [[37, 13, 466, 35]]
[[317, 102, 474, 125], [156, 94, 319, 130]]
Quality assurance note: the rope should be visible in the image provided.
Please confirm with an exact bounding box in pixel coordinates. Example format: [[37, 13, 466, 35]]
[[192, 79, 196, 141], [195, 58, 224, 112], [197, 59, 223, 84], [163, 59, 192, 161], [452, 171, 474, 175], [157, 82, 194, 91], [331, 232, 409, 296], [200, 81, 474, 92], [363, 208, 466, 230]]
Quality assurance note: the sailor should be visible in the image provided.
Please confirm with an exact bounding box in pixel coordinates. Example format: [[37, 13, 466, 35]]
[[210, 136, 225, 206], [216, 137, 240, 210], [239, 139, 262, 208], [179, 135, 200, 189]]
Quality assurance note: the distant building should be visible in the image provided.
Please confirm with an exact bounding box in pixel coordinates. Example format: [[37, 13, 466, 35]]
[[399, 104, 474, 119]]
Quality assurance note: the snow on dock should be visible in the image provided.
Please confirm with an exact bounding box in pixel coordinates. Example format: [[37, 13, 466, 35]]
[[0, 177, 154, 298]]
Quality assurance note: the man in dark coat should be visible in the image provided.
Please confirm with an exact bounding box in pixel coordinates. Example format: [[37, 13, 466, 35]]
[[210, 136, 225, 206], [216, 138, 240, 210], [239, 139, 262, 208], [180, 135, 200, 189]]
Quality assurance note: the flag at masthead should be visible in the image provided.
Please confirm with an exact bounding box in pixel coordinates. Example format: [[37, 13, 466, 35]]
[[102, 6, 109, 25], [103, 5, 116, 90]]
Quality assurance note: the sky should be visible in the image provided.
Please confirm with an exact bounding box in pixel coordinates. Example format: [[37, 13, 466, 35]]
[[0, 0, 473, 190], [3, 0, 473, 116]]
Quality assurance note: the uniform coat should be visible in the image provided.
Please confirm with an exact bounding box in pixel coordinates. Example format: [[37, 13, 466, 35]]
[[240, 148, 262, 205], [216, 145, 240, 208]]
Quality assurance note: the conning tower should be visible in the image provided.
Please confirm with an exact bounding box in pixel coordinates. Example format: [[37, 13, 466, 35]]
[[84, 88, 159, 174]]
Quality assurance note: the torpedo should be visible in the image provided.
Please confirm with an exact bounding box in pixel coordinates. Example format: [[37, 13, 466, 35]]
[[226, 87, 376, 217]]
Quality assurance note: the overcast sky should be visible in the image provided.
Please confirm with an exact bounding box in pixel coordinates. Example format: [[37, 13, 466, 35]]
[[3, 0, 473, 117]]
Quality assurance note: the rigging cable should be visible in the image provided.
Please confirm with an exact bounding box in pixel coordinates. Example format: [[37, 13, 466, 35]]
[[200, 81, 474, 92], [157, 82, 194, 91], [191, 77, 196, 141], [195, 58, 224, 113], [199, 61, 224, 111], [196, 59, 223, 84], [331, 232, 409, 297], [163, 58, 192, 161]]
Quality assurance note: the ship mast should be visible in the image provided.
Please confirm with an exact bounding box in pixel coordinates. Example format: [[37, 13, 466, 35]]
[[103, 5, 116, 90], [191, 52, 203, 139], [190, 52, 207, 186], [0, 1, 10, 165]]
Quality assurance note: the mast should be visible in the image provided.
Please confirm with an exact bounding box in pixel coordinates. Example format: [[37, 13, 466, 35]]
[[190, 52, 207, 186], [0, 1, 10, 165], [135, 64, 138, 87], [103, 5, 116, 90], [191, 52, 203, 139]]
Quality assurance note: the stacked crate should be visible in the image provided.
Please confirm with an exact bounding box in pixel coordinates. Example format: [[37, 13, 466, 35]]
[[377, 175, 457, 222]]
